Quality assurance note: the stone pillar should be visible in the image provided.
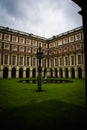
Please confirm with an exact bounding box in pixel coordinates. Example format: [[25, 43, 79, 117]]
[[0, 69, 3, 78], [8, 70, 11, 78], [68, 67, 71, 78], [58, 68, 60, 78], [8, 66, 11, 78], [16, 66, 19, 78], [82, 66, 85, 78], [30, 67, 32, 78], [75, 67, 78, 78], [53, 68, 55, 77], [63, 68, 65, 78], [47, 68, 50, 77], [23, 67, 26, 78]]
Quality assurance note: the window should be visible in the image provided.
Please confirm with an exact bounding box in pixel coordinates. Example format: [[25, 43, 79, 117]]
[[12, 36, 18, 42], [63, 38, 68, 44], [44, 59, 46, 67], [32, 40, 37, 46], [32, 58, 36, 66], [70, 45, 74, 51], [58, 40, 62, 45], [4, 55, 8, 65], [54, 58, 58, 66], [69, 36, 74, 43], [71, 56, 74, 65], [75, 33, 81, 41], [59, 48, 62, 53], [12, 55, 16, 65], [59, 57, 62, 66], [32, 48, 37, 53], [26, 57, 30, 66], [12, 45, 17, 51], [4, 44, 10, 50], [55, 41, 58, 47], [26, 47, 31, 53], [19, 37, 25, 44], [26, 39, 31, 45], [76, 44, 81, 50], [38, 42, 42, 47], [4, 34, 10, 41], [44, 43, 47, 48], [19, 56, 24, 65], [0, 33, 2, 39], [65, 56, 68, 66], [19, 46, 24, 52], [64, 47, 68, 52], [77, 55, 81, 65]]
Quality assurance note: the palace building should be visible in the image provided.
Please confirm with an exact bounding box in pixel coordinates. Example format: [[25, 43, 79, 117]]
[[0, 26, 84, 78]]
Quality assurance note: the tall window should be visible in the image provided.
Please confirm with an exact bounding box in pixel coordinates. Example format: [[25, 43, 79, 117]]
[[78, 55, 81, 65], [33, 58, 36, 66], [65, 56, 68, 66], [71, 56, 74, 65], [26, 57, 30, 66], [54, 58, 57, 66], [12, 55, 16, 65], [19, 56, 24, 65], [4, 55, 8, 64]]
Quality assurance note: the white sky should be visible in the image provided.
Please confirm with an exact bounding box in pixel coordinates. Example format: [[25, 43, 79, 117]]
[[0, 0, 82, 38]]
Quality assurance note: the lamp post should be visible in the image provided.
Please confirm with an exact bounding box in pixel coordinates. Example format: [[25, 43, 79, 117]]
[[36, 46, 43, 91]]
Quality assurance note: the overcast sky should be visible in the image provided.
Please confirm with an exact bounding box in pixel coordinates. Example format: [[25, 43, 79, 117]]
[[0, 0, 82, 38]]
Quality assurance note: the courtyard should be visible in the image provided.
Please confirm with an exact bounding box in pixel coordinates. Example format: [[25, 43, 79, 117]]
[[0, 78, 86, 129]]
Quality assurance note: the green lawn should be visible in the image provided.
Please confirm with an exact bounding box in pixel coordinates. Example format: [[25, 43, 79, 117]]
[[0, 78, 86, 130]]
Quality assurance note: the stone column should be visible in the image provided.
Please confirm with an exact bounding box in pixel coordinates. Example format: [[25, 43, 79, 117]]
[[47, 68, 50, 77], [75, 67, 78, 78], [8, 70, 11, 78], [23, 67, 26, 78], [0, 69, 3, 78], [68, 67, 71, 78], [82, 66, 85, 78], [8, 66, 11, 78], [16, 66, 19, 78], [30, 67, 32, 78], [57, 68, 60, 78], [63, 68, 65, 78]]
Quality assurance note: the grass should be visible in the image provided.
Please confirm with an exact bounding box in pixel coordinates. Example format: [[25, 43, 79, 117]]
[[0, 78, 86, 130]]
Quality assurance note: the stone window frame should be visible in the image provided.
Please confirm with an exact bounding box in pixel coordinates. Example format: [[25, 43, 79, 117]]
[[4, 34, 11, 41], [4, 43, 10, 50]]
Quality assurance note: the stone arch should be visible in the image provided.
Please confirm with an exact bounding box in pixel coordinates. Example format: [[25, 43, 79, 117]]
[[26, 68, 30, 78], [59, 68, 63, 78], [78, 67, 82, 78], [3, 67, 8, 78], [32, 68, 36, 78], [50, 68, 53, 77], [71, 68, 75, 78], [12, 67, 16, 78], [19, 68, 23, 78], [65, 68, 68, 78], [54, 68, 57, 78]]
